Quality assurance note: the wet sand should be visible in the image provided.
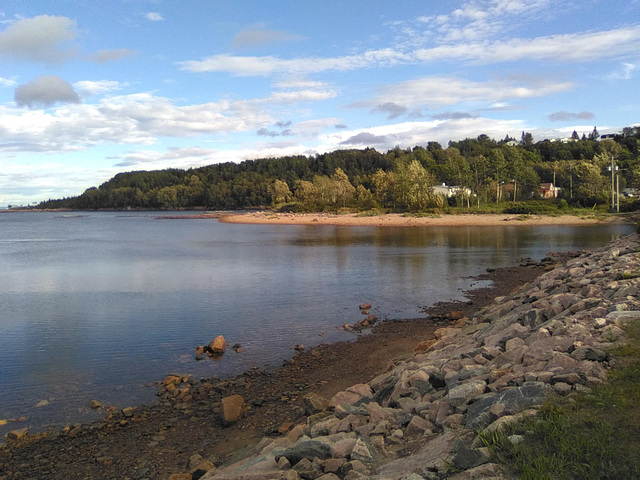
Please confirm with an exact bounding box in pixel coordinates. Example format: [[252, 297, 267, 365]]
[[219, 211, 629, 227]]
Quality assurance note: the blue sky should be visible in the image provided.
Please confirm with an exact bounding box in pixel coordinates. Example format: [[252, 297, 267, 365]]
[[1, 0, 639, 206]]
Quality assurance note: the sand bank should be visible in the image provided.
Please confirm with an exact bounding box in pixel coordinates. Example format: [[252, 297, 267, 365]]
[[219, 211, 631, 227]]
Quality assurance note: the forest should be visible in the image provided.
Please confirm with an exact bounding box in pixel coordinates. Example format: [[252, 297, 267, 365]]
[[37, 127, 640, 213]]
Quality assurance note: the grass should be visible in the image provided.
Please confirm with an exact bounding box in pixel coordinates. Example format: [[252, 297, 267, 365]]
[[355, 208, 387, 217], [480, 322, 640, 479], [402, 211, 442, 218]]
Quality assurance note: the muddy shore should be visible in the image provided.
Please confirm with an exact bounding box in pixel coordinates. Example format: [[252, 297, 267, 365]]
[[0, 256, 562, 480]]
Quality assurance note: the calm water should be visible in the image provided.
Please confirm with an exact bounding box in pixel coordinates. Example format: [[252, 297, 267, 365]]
[[0, 212, 634, 435]]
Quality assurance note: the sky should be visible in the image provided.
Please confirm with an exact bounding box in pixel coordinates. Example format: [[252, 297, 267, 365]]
[[1, 0, 639, 207]]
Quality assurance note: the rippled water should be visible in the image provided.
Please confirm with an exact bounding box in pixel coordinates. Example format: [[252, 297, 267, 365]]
[[0, 211, 633, 434]]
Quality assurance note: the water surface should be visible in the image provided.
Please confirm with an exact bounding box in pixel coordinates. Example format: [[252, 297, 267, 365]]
[[0, 212, 633, 434]]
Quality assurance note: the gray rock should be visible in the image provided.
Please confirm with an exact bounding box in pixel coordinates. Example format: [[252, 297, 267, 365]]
[[605, 310, 640, 325], [405, 415, 434, 436], [447, 380, 487, 407], [333, 404, 369, 419], [447, 462, 509, 480], [303, 393, 330, 415], [275, 441, 332, 465], [453, 445, 490, 470], [465, 382, 546, 431], [292, 458, 322, 480], [570, 345, 608, 362], [350, 436, 377, 469], [376, 431, 457, 477]]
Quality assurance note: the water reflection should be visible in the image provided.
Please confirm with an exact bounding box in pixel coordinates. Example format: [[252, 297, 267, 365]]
[[0, 212, 634, 436]]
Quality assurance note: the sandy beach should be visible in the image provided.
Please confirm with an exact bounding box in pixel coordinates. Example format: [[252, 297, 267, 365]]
[[219, 211, 632, 227]]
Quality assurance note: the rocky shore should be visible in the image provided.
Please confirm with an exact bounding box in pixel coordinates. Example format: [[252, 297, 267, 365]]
[[2, 233, 638, 479], [185, 233, 639, 480]]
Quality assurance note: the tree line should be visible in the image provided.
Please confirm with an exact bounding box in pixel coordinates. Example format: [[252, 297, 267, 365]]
[[37, 127, 640, 212]]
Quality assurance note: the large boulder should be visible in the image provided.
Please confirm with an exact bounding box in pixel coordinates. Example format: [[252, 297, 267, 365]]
[[210, 335, 226, 355], [465, 382, 547, 431], [274, 440, 332, 465]]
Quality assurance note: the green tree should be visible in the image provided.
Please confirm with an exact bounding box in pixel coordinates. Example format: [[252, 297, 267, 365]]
[[395, 160, 441, 211], [488, 148, 507, 202], [294, 180, 317, 210], [371, 169, 397, 208], [332, 168, 356, 207], [355, 185, 376, 209], [271, 180, 292, 205]]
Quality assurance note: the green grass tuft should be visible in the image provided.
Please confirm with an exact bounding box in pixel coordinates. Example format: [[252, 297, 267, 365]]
[[481, 323, 640, 479]]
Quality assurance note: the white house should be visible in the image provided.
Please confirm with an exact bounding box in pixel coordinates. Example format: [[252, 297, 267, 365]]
[[433, 183, 472, 198]]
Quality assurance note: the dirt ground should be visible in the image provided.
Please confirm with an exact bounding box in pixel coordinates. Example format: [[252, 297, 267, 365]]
[[0, 259, 559, 480]]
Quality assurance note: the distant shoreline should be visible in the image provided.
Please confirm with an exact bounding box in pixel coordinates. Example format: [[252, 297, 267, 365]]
[[2, 209, 634, 227], [218, 211, 633, 227]]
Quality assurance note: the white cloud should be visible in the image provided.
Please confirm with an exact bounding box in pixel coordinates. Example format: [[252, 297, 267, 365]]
[[354, 76, 573, 112], [73, 80, 124, 98], [0, 15, 78, 64], [14, 76, 80, 108], [0, 160, 115, 206], [289, 118, 341, 138], [0, 92, 277, 153], [400, 0, 557, 48], [259, 89, 338, 104], [114, 147, 214, 168], [145, 12, 164, 22], [177, 50, 410, 76], [0, 76, 17, 87], [178, 25, 640, 77], [272, 79, 329, 89], [320, 117, 527, 151], [608, 62, 637, 80], [415, 26, 640, 64]]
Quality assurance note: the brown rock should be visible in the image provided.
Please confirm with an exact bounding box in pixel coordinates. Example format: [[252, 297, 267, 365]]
[[278, 421, 294, 434], [413, 338, 437, 353], [359, 303, 372, 310], [87, 400, 103, 409], [168, 474, 192, 480], [210, 335, 226, 354], [195, 345, 206, 355], [190, 460, 215, 475], [162, 375, 182, 386], [303, 393, 330, 415], [434, 327, 461, 340], [6, 427, 28, 441], [221, 394, 245, 424], [122, 407, 135, 417]]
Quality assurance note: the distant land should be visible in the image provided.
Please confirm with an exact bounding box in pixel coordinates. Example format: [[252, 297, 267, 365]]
[[35, 127, 640, 214]]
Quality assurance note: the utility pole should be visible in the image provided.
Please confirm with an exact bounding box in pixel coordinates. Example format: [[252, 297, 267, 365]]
[[609, 156, 616, 210], [616, 169, 620, 213]]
